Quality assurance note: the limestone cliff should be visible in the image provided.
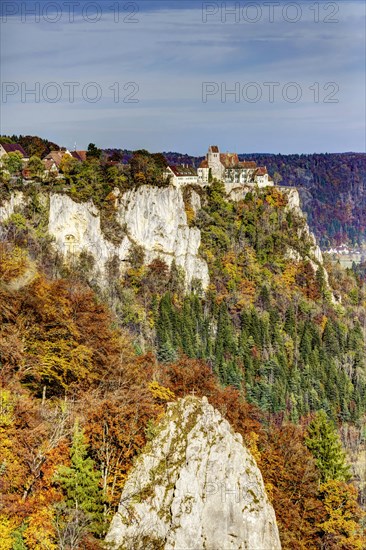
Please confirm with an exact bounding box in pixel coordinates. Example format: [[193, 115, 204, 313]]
[[0, 183, 326, 295], [106, 396, 281, 550], [48, 186, 209, 289], [0, 191, 24, 220]]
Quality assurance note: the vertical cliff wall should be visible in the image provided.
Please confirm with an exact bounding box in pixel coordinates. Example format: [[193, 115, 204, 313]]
[[47, 186, 209, 289]]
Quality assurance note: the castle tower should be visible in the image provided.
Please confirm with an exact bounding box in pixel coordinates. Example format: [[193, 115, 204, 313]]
[[207, 145, 223, 180]]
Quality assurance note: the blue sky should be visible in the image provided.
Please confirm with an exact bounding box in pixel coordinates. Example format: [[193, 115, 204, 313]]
[[0, 1, 365, 154]]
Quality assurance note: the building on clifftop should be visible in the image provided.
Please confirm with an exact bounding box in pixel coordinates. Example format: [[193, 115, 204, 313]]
[[198, 145, 273, 191], [165, 164, 199, 187]]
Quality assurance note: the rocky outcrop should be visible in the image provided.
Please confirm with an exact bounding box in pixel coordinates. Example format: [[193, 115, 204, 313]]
[[47, 186, 209, 289], [106, 396, 281, 550]]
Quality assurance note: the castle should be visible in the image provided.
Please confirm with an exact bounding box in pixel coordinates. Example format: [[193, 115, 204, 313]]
[[166, 146, 272, 191]]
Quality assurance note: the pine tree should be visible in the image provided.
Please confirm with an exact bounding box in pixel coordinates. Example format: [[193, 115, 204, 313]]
[[249, 309, 261, 348], [300, 322, 313, 364], [55, 422, 103, 539], [322, 319, 340, 357], [269, 308, 282, 346], [315, 265, 326, 297], [347, 320, 364, 352], [258, 284, 271, 311], [305, 410, 351, 482], [157, 342, 178, 363], [284, 305, 296, 338], [214, 302, 236, 379], [156, 293, 176, 360]]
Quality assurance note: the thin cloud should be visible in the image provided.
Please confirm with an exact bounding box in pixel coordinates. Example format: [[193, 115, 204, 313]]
[[0, 1, 364, 153]]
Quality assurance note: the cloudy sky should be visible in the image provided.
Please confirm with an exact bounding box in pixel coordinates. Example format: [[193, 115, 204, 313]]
[[0, 0, 365, 154]]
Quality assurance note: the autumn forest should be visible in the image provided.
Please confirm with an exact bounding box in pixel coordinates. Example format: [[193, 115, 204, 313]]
[[0, 139, 366, 549]]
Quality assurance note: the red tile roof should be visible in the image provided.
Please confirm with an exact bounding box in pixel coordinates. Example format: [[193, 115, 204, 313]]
[[256, 166, 268, 176], [44, 150, 69, 167], [220, 153, 239, 167], [210, 145, 219, 153], [71, 150, 87, 162], [43, 159, 58, 171], [0, 143, 28, 157], [168, 165, 197, 177], [22, 168, 31, 179], [199, 160, 208, 168], [239, 161, 257, 169]]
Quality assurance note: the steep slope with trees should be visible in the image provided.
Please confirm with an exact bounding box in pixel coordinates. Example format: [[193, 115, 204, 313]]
[[0, 157, 365, 548]]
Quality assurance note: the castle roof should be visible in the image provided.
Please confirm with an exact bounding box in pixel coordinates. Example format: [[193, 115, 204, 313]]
[[256, 166, 267, 176], [199, 159, 208, 168], [239, 161, 257, 169], [209, 145, 219, 153], [168, 165, 197, 177], [220, 153, 239, 167]]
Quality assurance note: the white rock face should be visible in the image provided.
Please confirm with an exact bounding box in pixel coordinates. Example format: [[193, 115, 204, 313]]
[[49, 193, 118, 265], [280, 188, 325, 263], [190, 190, 201, 216], [1, 184, 325, 298], [48, 186, 209, 289], [282, 187, 301, 211], [106, 396, 282, 550], [0, 192, 25, 221], [117, 186, 209, 287]]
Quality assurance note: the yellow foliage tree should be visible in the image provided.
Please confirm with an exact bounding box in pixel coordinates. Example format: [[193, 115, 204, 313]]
[[184, 203, 195, 226], [281, 262, 298, 290], [265, 187, 287, 207], [29, 340, 94, 392], [59, 154, 78, 175], [0, 516, 18, 550], [148, 380, 175, 402], [236, 278, 256, 308], [0, 390, 26, 507], [316, 480, 365, 549], [23, 507, 57, 549], [0, 245, 28, 283]]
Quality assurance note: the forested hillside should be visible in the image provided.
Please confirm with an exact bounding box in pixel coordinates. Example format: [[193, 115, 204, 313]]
[[239, 153, 366, 247], [0, 173, 365, 547], [165, 150, 366, 248]]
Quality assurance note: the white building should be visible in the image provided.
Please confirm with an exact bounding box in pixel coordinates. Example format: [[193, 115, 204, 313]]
[[198, 145, 273, 191], [165, 165, 199, 187]]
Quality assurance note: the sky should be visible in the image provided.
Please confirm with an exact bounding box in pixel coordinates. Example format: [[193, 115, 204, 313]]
[[0, 0, 365, 154]]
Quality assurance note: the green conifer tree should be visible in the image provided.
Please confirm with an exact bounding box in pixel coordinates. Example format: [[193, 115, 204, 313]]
[[284, 305, 296, 338], [156, 293, 176, 359], [322, 320, 340, 357], [305, 410, 351, 482], [213, 302, 238, 384], [55, 421, 103, 536]]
